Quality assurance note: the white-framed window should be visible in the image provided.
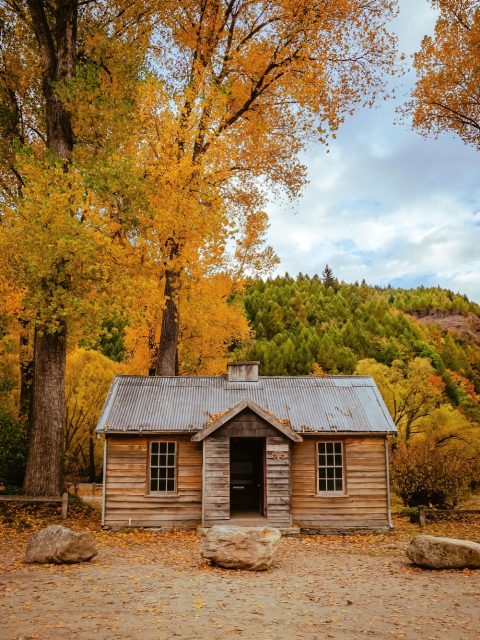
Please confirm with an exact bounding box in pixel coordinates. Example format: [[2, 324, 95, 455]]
[[150, 441, 176, 493], [317, 441, 344, 494]]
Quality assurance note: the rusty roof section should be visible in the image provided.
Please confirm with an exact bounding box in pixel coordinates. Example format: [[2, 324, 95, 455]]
[[96, 375, 396, 434], [192, 399, 303, 442]]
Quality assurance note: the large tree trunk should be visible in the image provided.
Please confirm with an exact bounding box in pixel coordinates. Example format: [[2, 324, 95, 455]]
[[27, 0, 77, 159], [156, 268, 180, 375], [23, 1, 78, 495], [23, 326, 67, 495]]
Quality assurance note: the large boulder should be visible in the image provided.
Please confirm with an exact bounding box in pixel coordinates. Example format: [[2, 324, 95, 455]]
[[25, 525, 98, 564], [201, 525, 281, 570], [407, 535, 480, 569]]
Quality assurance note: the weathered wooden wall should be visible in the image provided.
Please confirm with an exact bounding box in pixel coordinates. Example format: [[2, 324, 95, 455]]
[[291, 436, 389, 530], [203, 435, 229, 527], [104, 419, 390, 531], [104, 434, 202, 529], [265, 436, 291, 527], [202, 409, 291, 527]]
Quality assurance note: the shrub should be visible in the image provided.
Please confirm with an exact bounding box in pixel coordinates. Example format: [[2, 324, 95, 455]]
[[0, 411, 27, 487], [391, 439, 472, 509]]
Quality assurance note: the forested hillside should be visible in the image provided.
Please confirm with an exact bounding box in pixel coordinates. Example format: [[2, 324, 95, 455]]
[[244, 275, 478, 377], [244, 274, 479, 418]]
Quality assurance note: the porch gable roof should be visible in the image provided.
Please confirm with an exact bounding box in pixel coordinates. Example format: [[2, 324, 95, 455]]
[[191, 399, 303, 442]]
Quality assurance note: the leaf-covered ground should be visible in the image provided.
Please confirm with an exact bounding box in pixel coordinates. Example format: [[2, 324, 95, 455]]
[[0, 504, 479, 640]]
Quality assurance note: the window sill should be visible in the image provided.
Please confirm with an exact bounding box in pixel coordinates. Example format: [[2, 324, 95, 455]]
[[145, 492, 179, 499], [315, 492, 349, 498]]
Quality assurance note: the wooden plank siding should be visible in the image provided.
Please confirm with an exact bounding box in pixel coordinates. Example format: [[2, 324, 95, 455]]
[[266, 437, 292, 527], [104, 434, 202, 529], [291, 435, 390, 530], [203, 435, 230, 526], [103, 415, 390, 531]]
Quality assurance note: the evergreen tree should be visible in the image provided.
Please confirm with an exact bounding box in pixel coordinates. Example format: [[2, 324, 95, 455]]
[[322, 264, 338, 290]]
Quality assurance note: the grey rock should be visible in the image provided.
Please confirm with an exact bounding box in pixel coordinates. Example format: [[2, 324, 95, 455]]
[[25, 525, 98, 564], [407, 535, 480, 569], [201, 525, 281, 570]]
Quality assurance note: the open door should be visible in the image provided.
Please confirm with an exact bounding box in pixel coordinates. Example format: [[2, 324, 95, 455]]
[[230, 438, 265, 516]]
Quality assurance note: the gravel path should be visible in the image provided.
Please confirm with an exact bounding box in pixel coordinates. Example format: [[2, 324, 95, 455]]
[[1, 529, 479, 640]]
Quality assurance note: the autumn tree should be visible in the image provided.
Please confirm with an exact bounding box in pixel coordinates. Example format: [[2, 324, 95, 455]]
[[392, 438, 473, 508], [65, 348, 123, 481], [355, 358, 445, 440], [144, 0, 398, 375], [0, 1, 153, 494], [3, 1, 78, 497], [408, 0, 480, 148]]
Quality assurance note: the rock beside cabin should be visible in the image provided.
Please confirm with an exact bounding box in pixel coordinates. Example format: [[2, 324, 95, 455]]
[[407, 535, 480, 569], [25, 525, 98, 564], [201, 525, 281, 570]]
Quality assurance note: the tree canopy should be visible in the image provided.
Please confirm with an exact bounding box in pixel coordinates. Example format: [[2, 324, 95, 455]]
[[408, 0, 480, 148]]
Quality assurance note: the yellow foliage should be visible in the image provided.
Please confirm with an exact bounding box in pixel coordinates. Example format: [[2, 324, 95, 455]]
[[178, 273, 252, 375], [124, 271, 252, 375], [65, 348, 125, 479], [355, 357, 445, 439], [312, 363, 325, 376]]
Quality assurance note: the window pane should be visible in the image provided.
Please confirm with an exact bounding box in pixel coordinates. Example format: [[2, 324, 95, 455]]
[[150, 441, 176, 492], [318, 441, 344, 493]]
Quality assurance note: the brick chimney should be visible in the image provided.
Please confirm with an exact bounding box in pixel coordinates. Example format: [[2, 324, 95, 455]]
[[227, 361, 260, 382]]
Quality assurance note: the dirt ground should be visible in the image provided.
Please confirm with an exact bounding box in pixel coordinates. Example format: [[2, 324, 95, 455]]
[[0, 507, 479, 640]]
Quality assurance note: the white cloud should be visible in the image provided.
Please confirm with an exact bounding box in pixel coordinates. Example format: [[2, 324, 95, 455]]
[[265, 0, 480, 302]]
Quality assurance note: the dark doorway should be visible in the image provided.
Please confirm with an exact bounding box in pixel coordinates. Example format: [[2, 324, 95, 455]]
[[230, 438, 265, 515]]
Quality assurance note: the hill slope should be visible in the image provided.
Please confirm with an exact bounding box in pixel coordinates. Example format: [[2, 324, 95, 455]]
[[242, 275, 480, 421]]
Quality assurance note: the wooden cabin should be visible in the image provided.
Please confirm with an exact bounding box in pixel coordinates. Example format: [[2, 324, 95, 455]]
[[97, 362, 397, 532]]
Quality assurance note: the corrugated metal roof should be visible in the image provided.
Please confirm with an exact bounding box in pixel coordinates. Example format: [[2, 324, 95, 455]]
[[96, 375, 396, 434]]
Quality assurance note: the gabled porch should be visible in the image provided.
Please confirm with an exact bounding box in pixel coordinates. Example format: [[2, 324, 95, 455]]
[[192, 400, 302, 529]]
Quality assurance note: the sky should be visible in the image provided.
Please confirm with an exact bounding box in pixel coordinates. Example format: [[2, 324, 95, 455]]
[[266, 0, 480, 302]]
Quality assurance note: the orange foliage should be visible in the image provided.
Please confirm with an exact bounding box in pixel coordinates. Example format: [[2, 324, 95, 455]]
[[408, 0, 480, 148]]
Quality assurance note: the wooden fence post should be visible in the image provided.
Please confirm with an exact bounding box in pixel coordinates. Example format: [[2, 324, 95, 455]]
[[418, 506, 426, 528], [62, 492, 68, 519]]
